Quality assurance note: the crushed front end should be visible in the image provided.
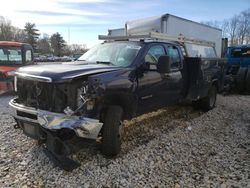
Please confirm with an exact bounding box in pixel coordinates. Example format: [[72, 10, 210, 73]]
[[9, 75, 103, 170]]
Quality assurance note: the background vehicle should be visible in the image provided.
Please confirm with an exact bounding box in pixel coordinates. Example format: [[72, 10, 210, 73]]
[[0, 41, 34, 94], [9, 15, 225, 170], [225, 45, 250, 93]]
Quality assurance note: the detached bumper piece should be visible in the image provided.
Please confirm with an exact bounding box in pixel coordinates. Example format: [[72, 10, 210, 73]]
[[9, 98, 103, 171], [37, 110, 102, 139]]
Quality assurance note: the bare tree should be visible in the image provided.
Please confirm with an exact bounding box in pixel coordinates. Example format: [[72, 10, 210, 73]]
[[70, 44, 87, 54], [221, 19, 229, 38], [13, 27, 27, 42], [237, 9, 250, 44], [0, 16, 13, 40], [0, 16, 28, 42], [200, 20, 220, 28], [227, 15, 240, 45]]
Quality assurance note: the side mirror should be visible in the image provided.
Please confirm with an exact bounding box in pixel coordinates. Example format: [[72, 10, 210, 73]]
[[157, 55, 171, 73], [142, 61, 150, 70]]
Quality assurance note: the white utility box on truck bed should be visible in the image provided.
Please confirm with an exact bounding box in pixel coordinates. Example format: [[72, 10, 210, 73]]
[[109, 14, 222, 57], [108, 28, 125, 36]]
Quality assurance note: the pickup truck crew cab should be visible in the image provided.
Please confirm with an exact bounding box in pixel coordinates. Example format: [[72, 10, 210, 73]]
[[9, 32, 224, 169]]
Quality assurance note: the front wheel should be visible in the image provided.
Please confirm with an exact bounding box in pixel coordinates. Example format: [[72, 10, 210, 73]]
[[101, 105, 123, 157]]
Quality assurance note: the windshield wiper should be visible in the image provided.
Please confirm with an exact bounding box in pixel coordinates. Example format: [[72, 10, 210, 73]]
[[96, 61, 115, 66]]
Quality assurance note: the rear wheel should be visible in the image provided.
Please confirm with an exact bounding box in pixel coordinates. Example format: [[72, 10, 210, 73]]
[[236, 67, 248, 92], [101, 105, 123, 157], [246, 68, 250, 93], [199, 85, 217, 111]]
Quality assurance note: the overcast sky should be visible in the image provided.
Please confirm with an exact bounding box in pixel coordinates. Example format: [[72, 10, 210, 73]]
[[1, 0, 249, 47]]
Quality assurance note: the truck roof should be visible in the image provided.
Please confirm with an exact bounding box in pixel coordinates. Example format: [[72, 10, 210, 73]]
[[0, 41, 29, 47], [228, 44, 250, 48]]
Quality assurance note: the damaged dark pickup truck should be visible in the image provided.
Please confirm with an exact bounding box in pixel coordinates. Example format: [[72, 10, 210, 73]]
[[9, 34, 225, 169]]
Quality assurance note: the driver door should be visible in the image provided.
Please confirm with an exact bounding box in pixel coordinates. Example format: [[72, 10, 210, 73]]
[[136, 44, 167, 114]]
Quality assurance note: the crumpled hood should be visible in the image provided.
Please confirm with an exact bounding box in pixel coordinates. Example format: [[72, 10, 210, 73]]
[[16, 62, 122, 82]]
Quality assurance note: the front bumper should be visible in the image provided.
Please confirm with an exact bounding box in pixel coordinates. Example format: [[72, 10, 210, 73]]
[[9, 98, 103, 140]]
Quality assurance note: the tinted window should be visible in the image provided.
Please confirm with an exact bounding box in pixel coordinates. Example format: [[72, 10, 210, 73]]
[[167, 46, 181, 68], [26, 50, 32, 64], [0, 46, 22, 65], [231, 48, 250, 57], [145, 45, 165, 69], [185, 44, 216, 58]]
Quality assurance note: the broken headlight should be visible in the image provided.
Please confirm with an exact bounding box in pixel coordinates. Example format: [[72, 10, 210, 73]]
[[76, 82, 95, 111], [64, 79, 103, 116]]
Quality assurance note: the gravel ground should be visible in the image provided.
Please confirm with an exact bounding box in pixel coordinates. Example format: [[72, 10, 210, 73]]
[[0, 94, 250, 187]]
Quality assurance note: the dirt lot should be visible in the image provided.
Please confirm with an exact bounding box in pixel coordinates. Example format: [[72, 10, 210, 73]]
[[0, 94, 250, 187]]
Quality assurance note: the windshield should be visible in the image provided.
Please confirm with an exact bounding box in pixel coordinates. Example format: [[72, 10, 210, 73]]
[[230, 47, 250, 58], [0, 46, 22, 65], [78, 42, 141, 67]]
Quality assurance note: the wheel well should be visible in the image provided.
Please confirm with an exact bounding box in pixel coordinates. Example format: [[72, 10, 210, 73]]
[[212, 79, 219, 91], [101, 93, 136, 120]]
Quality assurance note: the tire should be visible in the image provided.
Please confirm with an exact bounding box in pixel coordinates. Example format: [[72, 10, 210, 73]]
[[236, 67, 248, 92], [200, 85, 217, 112], [246, 68, 250, 93], [101, 105, 123, 157], [192, 100, 202, 110]]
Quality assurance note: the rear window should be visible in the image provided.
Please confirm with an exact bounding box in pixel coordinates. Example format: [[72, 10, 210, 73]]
[[185, 44, 216, 58], [230, 47, 250, 57]]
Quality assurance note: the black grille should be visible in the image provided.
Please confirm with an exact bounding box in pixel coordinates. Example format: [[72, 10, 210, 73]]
[[16, 78, 75, 113]]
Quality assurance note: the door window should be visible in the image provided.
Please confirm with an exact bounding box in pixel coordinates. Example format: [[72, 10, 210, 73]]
[[167, 46, 181, 69], [25, 50, 32, 64], [144, 45, 165, 69]]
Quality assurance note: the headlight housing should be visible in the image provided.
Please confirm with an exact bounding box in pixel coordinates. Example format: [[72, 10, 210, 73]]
[[76, 82, 95, 111]]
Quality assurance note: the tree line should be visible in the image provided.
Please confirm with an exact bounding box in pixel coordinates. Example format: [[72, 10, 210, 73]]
[[201, 8, 250, 45], [0, 16, 87, 56]]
